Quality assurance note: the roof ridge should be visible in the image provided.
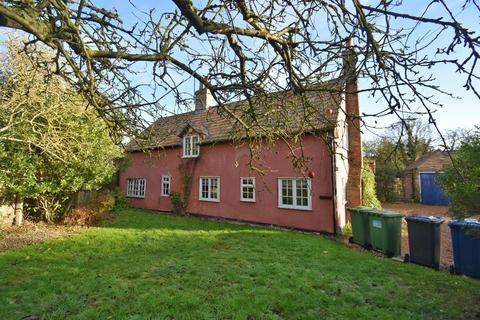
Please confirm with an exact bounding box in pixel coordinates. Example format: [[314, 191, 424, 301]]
[[128, 83, 343, 151], [405, 150, 450, 170], [152, 79, 344, 125]]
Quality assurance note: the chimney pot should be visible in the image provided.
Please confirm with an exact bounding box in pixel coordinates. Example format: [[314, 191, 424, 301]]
[[194, 84, 213, 111]]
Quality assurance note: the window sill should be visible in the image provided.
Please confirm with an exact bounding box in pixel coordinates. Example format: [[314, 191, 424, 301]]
[[182, 155, 199, 159], [126, 195, 145, 199], [161, 194, 170, 197], [278, 205, 312, 211], [240, 199, 256, 203], [199, 198, 220, 202]]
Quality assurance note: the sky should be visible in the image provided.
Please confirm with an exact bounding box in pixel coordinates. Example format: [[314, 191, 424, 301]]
[[359, 63, 479, 141], [104, 0, 480, 141], [357, 1, 480, 141], [1, 1, 478, 142]]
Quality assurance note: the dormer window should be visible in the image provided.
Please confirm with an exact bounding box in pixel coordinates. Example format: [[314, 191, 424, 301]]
[[183, 135, 200, 157]]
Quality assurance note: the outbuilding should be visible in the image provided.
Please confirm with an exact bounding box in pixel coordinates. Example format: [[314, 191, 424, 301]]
[[403, 151, 452, 205]]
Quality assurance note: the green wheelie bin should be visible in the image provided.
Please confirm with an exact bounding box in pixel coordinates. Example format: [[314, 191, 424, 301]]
[[368, 210, 403, 257], [347, 206, 372, 247]]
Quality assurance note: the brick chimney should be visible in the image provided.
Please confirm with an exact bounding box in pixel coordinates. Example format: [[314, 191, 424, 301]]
[[194, 83, 214, 111], [344, 38, 363, 207]]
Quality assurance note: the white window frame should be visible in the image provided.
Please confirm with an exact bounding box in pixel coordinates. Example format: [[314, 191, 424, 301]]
[[240, 177, 256, 202], [183, 135, 200, 158], [126, 178, 146, 198], [278, 177, 312, 210], [161, 175, 171, 197], [199, 176, 220, 202]]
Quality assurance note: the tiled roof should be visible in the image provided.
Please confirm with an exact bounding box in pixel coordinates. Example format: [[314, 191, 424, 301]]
[[127, 84, 343, 151], [405, 150, 452, 171]]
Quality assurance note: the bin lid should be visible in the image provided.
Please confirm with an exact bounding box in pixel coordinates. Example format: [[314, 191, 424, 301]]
[[405, 215, 444, 224], [367, 209, 383, 216], [347, 206, 371, 213], [380, 210, 403, 218], [448, 218, 480, 228], [367, 209, 403, 218]]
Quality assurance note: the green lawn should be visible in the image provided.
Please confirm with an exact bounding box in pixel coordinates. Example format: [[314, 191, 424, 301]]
[[1, 209, 479, 319]]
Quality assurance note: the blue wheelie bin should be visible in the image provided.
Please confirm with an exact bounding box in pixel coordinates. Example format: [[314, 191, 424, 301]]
[[449, 219, 480, 278]]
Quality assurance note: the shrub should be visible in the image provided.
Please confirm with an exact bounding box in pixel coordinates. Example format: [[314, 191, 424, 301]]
[[341, 222, 352, 237], [170, 192, 186, 215], [62, 190, 115, 226], [438, 129, 480, 218], [362, 160, 382, 209], [111, 187, 130, 210]]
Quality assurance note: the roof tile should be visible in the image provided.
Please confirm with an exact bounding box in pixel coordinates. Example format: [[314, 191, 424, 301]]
[[127, 86, 342, 151]]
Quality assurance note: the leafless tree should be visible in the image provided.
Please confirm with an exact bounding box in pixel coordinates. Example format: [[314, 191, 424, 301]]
[[0, 0, 478, 156], [443, 127, 473, 151]]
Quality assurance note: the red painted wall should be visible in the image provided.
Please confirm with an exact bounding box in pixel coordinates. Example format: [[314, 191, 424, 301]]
[[119, 134, 335, 233]]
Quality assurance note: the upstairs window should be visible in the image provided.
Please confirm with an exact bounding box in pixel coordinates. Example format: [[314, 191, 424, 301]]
[[183, 135, 200, 157], [199, 176, 220, 202], [240, 177, 255, 202], [127, 178, 146, 198], [161, 175, 171, 196], [278, 178, 312, 210]]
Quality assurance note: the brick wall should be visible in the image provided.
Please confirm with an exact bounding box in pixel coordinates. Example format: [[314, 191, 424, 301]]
[[403, 170, 417, 201], [417, 151, 452, 172], [345, 79, 362, 207], [344, 38, 362, 208]]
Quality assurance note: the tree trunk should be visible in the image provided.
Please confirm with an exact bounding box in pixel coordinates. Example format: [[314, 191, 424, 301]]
[[14, 193, 23, 226]]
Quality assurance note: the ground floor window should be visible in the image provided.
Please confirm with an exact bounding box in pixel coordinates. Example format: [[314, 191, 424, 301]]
[[127, 178, 146, 198], [162, 175, 171, 196], [278, 178, 312, 210], [199, 177, 220, 202], [240, 177, 255, 202]]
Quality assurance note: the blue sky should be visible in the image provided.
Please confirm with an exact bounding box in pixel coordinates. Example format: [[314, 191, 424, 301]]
[[105, 0, 479, 141], [1, 1, 478, 141], [357, 1, 480, 141]]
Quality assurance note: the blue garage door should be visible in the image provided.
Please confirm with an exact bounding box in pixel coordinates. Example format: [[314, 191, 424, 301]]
[[420, 172, 449, 205]]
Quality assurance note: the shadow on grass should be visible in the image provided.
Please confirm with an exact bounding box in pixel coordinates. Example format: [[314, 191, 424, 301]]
[[100, 208, 297, 233]]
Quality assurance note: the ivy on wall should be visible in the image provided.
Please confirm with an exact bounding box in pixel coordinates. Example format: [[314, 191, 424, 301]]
[[362, 160, 382, 209]]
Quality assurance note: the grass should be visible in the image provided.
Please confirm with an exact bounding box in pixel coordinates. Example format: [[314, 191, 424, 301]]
[[1, 209, 479, 319]]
